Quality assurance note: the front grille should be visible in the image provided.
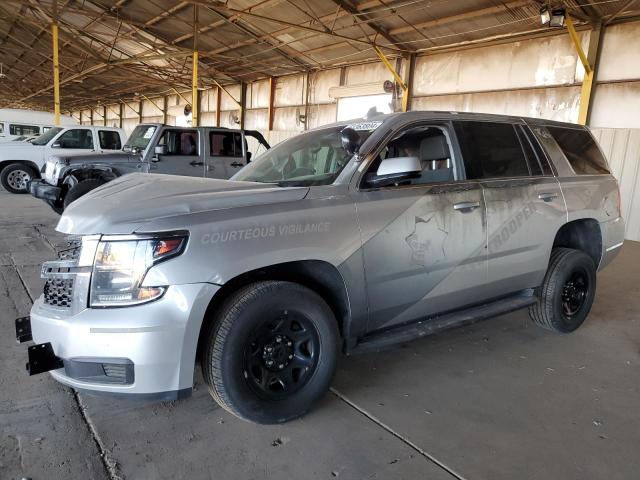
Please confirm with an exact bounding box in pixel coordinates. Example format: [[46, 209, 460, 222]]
[[57, 238, 82, 261], [43, 278, 74, 308]]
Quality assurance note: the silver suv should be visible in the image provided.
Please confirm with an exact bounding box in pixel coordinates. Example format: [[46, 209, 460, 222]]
[[17, 111, 625, 424]]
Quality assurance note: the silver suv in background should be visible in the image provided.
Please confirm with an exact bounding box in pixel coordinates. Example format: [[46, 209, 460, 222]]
[[17, 111, 624, 424], [29, 124, 270, 212]]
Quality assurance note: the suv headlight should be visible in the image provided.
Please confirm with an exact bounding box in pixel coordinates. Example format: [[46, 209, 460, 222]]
[[90, 233, 187, 307]]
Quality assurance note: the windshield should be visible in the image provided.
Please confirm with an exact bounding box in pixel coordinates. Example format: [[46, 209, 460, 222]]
[[124, 125, 157, 151], [31, 127, 63, 146], [232, 126, 375, 186]]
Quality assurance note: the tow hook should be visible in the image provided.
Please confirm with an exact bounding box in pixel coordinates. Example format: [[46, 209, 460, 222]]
[[26, 342, 64, 376], [15, 316, 32, 343]]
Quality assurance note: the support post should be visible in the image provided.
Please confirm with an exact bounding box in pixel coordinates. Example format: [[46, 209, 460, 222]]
[[239, 83, 247, 130], [119, 103, 124, 129], [215, 86, 221, 127], [403, 53, 416, 112], [139, 100, 143, 124], [268, 77, 275, 131], [52, 0, 60, 125], [373, 46, 408, 112], [163, 95, 168, 125], [566, 15, 599, 125], [304, 72, 310, 131], [192, 4, 199, 127], [103, 106, 107, 126]]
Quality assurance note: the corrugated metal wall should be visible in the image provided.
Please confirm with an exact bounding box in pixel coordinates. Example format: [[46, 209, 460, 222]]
[[592, 128, 640, 241]]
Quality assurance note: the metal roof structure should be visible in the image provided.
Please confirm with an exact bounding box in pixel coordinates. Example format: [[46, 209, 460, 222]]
[[1, 0, 639, 111]]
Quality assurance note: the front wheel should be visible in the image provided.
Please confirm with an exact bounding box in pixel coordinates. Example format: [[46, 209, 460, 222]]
[[63, 179, 105, 209], [202, 281, 339, 424], [0, 163, 38, 193], [529, 247, 597, 333]]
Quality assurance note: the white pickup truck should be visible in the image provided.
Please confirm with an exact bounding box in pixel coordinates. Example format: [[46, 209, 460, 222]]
[[0, 125, 126, 193]]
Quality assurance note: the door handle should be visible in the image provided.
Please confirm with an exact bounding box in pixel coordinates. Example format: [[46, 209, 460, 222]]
[[190, 161, 204, 166], [537, 192, 558, 202], [453, 201, 481, 213], [230, 161, 244, 168]]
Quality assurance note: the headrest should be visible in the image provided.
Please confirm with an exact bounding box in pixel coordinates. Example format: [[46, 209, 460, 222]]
[[419, 135, 450, 161]]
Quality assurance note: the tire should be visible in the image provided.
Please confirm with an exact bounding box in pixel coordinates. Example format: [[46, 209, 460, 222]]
[[529, 247, 597, 333], [63, 179, 105, 209], [0, 163, 38, 194], [202, 281, 339, 424]]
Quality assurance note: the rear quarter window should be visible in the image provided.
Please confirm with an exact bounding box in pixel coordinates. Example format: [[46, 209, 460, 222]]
[[546, 126, 610, 175]]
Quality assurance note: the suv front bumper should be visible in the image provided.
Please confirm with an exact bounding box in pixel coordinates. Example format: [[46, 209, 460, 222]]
[[27, 282, 219, 400], [29, 179, 61, 203]]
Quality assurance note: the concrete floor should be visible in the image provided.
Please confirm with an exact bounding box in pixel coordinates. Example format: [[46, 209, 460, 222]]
[[0, 189, 639, 480]]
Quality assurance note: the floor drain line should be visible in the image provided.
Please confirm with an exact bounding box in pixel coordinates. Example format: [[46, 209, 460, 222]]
[[330, 387, 468, 480]]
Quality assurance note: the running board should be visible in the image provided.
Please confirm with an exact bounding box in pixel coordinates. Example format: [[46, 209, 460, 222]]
[[353, 291, 537, 354]]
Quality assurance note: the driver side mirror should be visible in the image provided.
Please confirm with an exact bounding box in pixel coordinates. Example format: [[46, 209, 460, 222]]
[[366, 156, 422, 187], [154, 145, 166, 155], [51, 142, 61, 148]]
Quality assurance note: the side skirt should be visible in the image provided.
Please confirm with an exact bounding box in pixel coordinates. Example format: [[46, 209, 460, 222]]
[[351, 289, 537, 354]]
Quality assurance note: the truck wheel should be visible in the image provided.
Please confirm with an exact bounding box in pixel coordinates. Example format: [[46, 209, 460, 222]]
[[529, 247, 596, 333], [202, 281, 339, 424], [63, 179, 105, 209], [1, 163, 37, 194]]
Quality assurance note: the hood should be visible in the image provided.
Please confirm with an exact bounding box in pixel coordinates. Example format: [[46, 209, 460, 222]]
[[57, 173, 309, 235], [0, 144, 42, 155]]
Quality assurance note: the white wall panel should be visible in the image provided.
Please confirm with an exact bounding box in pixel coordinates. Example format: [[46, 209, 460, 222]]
[[307, 103, 336, 129], [219, 110, 240, 128], [592, 128, 640, 241], [199, 112, 216, 126], [249, 80, 270, 109], [219, 85, 241, 111], [275, 74, 306, 107], [414, 33, 586, 96], [81, 109, 92, 125], [412, 85, 581, 123], [273, 106, 304, 131], [311, 69, 340, 104], [590, 82, 640, 129], [345, 63, 392, 86], [142, 99, 163, 118], [245, 109, 268, 130], [596, 22, 640, 82], [122, 118, 138, 136], [123, 102, 139, 119], [201, 88, 218, 113]]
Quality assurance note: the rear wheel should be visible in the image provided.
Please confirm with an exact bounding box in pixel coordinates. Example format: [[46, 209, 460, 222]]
[[63, 179, 105, 209], [202, 281, 339, 424], [529, 247, 596, 333], [0, 163, 37, 194]]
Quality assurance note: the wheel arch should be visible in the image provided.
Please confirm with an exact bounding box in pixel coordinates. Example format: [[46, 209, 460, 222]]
[[552, 218, 602, 268], [0, 160, 41, 177], [196, 260, 352, 361], [62, 166, 120, 185]]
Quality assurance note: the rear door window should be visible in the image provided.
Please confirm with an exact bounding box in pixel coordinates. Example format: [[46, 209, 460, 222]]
[[546, 126, 610, 174], [454, 121, 530, 179], [98, 130, 122, 150], [210, 131, 243, 158], [10, 124, 40, 136]]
